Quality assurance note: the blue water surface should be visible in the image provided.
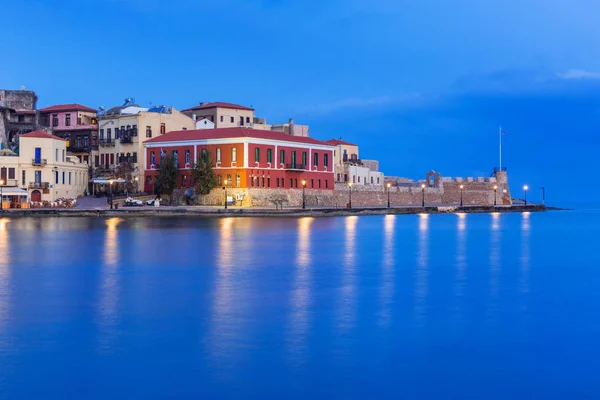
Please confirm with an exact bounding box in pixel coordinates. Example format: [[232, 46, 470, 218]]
[[1, 210, 599, 399]]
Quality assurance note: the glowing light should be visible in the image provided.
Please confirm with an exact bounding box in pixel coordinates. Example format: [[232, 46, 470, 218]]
[[523, 185, 529, 191]]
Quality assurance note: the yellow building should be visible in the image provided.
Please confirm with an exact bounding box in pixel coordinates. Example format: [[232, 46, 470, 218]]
[[97, 104, 194, 191], [0, 131, 89, 205]]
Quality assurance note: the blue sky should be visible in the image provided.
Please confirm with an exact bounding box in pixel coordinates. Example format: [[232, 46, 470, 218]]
[[4, 0, 600, 204]]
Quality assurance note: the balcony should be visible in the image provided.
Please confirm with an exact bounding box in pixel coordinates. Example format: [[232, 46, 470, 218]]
[[69, 146, 90, 153], [29, 182, 50, 189], [284, 163, 306, 171], [99, 139, 115, 147], [120, 136, 133, 144], [32, 158, 47, 166]]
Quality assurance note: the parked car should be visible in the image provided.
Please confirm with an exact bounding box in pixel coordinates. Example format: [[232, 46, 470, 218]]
[[123, 197, 144, 207], [146, 198, 163, 206]]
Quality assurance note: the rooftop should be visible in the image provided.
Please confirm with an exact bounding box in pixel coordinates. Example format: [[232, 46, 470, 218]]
[[38, 103, 97, 113], [326, 138, 357, 146], [145, 127, 333, 146], [20, 130, 66, 141], [182, 102, 254, 112]]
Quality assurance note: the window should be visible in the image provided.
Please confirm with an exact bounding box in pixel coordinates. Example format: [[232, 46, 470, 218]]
[[77, 117, 82, 125], [65, 114, 71, 126], [110, 154, 114, 165], [358, 176, 361, 183], [133, 125, 138, 137], [318, 179, 321, 189], [161, 123, 166, 134], [216, 148, 222, 163], [325, 180, 328, 189], [267, 177, 270, 187], [55, 171, 59, 184], [8, 168, 15, 179], [353, 175, 356, 183], [69, 172, 72, 185], [151, 152, 155, 165], [133, 152, 138, 163], [377, 177, 380, 184], [291, 151, 296, 167], [314, 153, 319, 166], [344, 174, 348, 182], [230, 116, 234, 123], [227, 174, 232, 186], [276, 178, 280, 188], [240, 116, 244, 126], [232, 148, 237, 162], [185, 150, 190, 165], [311, 179, 314, 188], [107, 128, 112, 140], [101, 154, 105, 165], [125, 125, 131, 137], [250, 176, 254, 187], [22, 170, 25, 186], [255, 147, 260, 163], [267, 149, 272, 163], [84, 136, 89, 147], [324, 154, 329, 168], [172, 150, 179, 167], [246, 116, 250, 123], [52, 114, 58, 126], [236, 174, 241, 187], [115, 128, 119, 139], [290, 179, 293, 188], [337, 174, 341, 182], [100, 129, 104, 140], [295, 179, 298, 188], [302, 151, 307, 167], [262, 177, 265, 187], [220, 116, 224, 122], [201, 149, 208, 163], [62, 150, 65, 162], [218, 174, 223, 186], [371, 177, 374, 184], [182, 127, 187, 131], [280, 150, 285, 164], [146, 126, 152, 138], [18, 114, 24, 122]]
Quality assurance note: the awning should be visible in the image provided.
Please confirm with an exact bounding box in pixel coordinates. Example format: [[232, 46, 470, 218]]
[[90, 179, 127, 184], [1, 187, 28, 196]]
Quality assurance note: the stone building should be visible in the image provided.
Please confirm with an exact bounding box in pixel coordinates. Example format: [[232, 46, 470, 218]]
[[97, 100, 195, 191], [38, 104, 99, 166], [0, 131, 88, 205], [0, 89, 38, 150], [326, 138, 384, 186]]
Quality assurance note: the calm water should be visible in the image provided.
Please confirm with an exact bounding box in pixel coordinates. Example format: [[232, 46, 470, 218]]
[[1, 211, 599, 399]]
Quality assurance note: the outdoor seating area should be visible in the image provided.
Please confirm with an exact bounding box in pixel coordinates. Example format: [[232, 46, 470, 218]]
[[29, 198, 78, 209], [0, 187, 29, 210]]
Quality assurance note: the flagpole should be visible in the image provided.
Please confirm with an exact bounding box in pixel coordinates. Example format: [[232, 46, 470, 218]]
[[499, 125, 502, 170]]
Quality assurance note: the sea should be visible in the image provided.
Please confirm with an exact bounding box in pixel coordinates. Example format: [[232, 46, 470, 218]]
[[1, 209, 599, 399]]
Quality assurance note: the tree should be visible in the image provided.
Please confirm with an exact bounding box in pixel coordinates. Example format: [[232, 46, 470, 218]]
[[115, 161, 137, 194], [154, 155, 179, 203], [190, 154, 218, 202]]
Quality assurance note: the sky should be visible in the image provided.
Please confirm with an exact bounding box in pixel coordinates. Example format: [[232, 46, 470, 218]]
[[3, 0, 600, 204]]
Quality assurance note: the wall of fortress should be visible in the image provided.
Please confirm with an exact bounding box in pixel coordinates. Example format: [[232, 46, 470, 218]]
[[183, 171, 511, 208]]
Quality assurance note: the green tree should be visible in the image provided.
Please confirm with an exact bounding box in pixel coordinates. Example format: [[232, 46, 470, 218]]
[[115, 161, 137, 194], [154, 155, 179, 203], [190, 154, 218, 203]]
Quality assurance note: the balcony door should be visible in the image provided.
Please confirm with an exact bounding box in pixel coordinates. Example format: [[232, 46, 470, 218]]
[[34, 147, 41, 163], [291, 151, 296, 168], [34, 171, 42, 184]]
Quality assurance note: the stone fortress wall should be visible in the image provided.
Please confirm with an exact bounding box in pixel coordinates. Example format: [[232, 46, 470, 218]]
[[181, 170, 511, 208]]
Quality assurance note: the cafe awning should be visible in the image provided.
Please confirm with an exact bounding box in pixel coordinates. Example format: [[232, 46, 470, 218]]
[[0, 187, 28, 197], [90, 179, 127, 184]]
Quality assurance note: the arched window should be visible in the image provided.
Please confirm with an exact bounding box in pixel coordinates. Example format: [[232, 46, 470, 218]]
[[231, 148, 237, 162], [216, 148, 222, 163]]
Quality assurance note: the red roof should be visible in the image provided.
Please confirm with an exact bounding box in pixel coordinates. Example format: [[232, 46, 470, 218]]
[[20, 130, 66, 141], [145, 127, 334, 147], [182, 102, 254, 112], [38, 103, 97, 113], [16, 110, 36, 115], [326, 138, 357, 146]]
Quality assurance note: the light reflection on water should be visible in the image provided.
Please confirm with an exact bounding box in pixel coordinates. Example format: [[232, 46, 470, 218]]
[[415, 214, 429, 325], [97, 217, 121, 353], [379, 214, 395, 327], [0, 219, 11, 345], [455, 213, 467, 298], [337, 216, 358, 333]]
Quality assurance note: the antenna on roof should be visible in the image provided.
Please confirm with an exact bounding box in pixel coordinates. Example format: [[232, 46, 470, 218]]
[[99, 106, 106, 111]]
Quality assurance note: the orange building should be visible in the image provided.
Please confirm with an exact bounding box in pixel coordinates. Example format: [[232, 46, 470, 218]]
[[143, 127, 335, 193]]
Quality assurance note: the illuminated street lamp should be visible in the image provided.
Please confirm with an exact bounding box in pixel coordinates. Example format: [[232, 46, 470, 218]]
[[302, 179, 306, 209], [421, 183, 426, 208], [493, 185, 498, 206], [386, 182, 391, 208], [0, 179, 4, 212], [523, 185, 529, 206], [223, 179, 228, 209], [348, 182, 353, 209], [541, 186, 545, 206], [459, 184, 464, 207], [109, 179, 114, 209]]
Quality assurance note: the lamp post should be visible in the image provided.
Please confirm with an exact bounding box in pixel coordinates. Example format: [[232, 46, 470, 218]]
[[109, 179, 114, 209], [493, 185, 498, 206], [302, 179, 306, 209], [523, 185, 529, 206], [223, 179, 228, 209], [421, 183, 426, 208], [459, 184, 464, 207], [541, 186, 545, 206], [348, 182, 352, 209], [386, 182, 391, 208], [0, 179, 4, 212]]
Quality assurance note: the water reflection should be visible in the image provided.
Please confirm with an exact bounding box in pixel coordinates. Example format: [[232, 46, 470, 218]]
[[337, 216, 358, 332], [455, 213, 467, 298], [287, 217, 313, 365], [0, 218, 11, 344], [415, 214, 429, 324], [97, 217, 121, 353], [490, 213, 501, 297], [379, 215, 396, 326], [520, 212, 531, 295]]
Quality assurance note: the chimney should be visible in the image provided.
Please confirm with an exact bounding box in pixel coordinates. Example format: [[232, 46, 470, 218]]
[[192, 113, 197, 121], [288, 118, 294, 136]]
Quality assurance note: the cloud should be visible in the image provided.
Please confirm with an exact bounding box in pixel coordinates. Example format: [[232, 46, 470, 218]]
[[557, 69, 600, 80]]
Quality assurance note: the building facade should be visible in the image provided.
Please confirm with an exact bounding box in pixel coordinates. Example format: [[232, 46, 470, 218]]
[[97, 103, 195, 191], [143, 127, 335, 193], [0, 89, 38, 150], [38, 103, 99, 166], [0, 131, 88, 204], [327, 139, 384, 186]]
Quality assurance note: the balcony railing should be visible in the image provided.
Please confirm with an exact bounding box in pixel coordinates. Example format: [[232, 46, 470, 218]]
[[120, 136, 133, 144], [29, 182, 50, 189], [32, 158, 47, 166], [99, 139, 114, 146], [69, 146, 90, 153], [284, 163, 306, 171]]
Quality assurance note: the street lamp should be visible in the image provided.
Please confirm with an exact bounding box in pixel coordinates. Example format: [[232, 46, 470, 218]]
[[493, 185, 498, 206], [421, 183, 426, 207], [223, 179, 228, 209], [109, 179, 114, 209], [348, 182, 353, 209], [523, 185, 529, 206], [302, 179, 306, 209], [541, 186, 545, 206], [386, 182, 391, 208], [459, 184, 464, 207], [0, 179, 4, 212]]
